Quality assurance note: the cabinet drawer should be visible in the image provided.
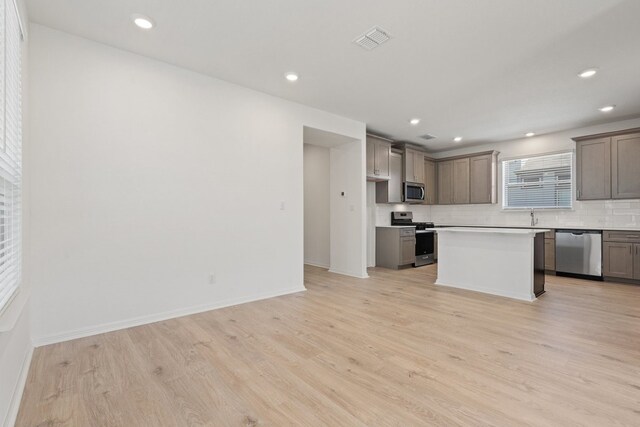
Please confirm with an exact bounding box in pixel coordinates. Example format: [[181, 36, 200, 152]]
[[544, 230, 555, 239], [603, 230, 640, 243], [399, 228, 415, 237]]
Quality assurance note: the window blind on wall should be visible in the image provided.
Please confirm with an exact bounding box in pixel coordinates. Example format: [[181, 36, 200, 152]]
[[0, 0, 22, 311], [502, 152, 572, 209]]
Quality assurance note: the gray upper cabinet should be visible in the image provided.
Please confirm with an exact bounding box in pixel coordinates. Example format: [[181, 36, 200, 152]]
[[453, 158, 470, 204], [576, 137, 611, 200], [366, 136, 391, 181], [469, 153, 496, 204], [404, 148, 425, 184], [437, 152, 497, 205], [376, 151, 403, 204], [437, 160, 454, 205], [366, 140, 375, 177], [372, 143, 498, 206], [611, 132, 640, 199], [574, 128, 640, 201], [423, 159, 436, 205]]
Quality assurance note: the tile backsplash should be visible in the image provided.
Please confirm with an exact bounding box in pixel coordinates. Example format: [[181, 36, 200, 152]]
[[375, 199, 640, 230]]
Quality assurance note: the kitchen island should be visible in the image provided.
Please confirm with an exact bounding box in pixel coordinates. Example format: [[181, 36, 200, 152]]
[[434, 227, 548, 301]]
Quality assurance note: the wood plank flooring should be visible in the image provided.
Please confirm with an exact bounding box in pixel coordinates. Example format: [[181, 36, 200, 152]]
[[16, 265, 640, 426]]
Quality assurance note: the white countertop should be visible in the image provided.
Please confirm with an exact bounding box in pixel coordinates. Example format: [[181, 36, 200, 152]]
[[433, 227, 549, 235], [436, 224, 640, 232]]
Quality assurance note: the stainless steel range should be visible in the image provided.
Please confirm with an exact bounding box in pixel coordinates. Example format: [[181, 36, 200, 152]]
[[391, 212, 435, 266]]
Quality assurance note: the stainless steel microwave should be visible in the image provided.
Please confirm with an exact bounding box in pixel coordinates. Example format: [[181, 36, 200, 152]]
[[403, 182, 425, 203]]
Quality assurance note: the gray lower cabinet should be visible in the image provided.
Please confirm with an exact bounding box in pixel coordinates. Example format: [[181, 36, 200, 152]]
[[603, 230, 640, 281], [544, 238, 555, 271], [603, 242, 634, 279], [376, 227, 415, 269], [611, 132, 640, 199], [453, 158, 470, 204], [400, 235, 416, 265], [434, 233, 438, 261], [635, 244, 640, 280]]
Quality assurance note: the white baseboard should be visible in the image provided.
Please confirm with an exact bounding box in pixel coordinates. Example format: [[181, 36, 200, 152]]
[[304, 261, 330, 269], [3, 344, 33, 427], [33, 286, 306, 347], [435, 280, 535, 302], [328, 268, 369, 279]]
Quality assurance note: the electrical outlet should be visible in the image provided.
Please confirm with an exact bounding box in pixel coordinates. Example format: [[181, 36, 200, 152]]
[[209, 273, 216, 285]]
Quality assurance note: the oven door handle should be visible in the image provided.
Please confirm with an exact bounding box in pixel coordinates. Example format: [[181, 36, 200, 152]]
[[420, 187, 425, 201]]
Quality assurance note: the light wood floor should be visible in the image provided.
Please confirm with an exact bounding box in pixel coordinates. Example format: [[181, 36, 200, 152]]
[[16, 265, 640, 426]]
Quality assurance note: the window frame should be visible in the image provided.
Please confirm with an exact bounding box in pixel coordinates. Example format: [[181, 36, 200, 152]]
[[501, 151, 574, 211], [0, 0, 23, 315]]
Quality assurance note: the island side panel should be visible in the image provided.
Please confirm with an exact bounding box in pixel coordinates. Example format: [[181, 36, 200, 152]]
[[533, 232, 546, 297], [435, 231, 536, 301]]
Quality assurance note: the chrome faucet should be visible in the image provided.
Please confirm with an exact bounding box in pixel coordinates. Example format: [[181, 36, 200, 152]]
[[530, 209, 538, 227]]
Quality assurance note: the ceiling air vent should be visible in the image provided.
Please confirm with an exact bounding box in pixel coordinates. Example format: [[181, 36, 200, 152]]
[[354, 27, 391, 50], [419, 134, 436, 141]]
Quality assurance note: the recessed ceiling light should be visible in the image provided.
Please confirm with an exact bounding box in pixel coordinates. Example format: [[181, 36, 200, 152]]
[[453, 137, 463, 142], [285, 72, 299, 82], [578, 69, 597, 78], [132, 14, 154, 30], [599, 105, 615, 112], [525, 132, 535, 137], [409, 118, 420, 125]]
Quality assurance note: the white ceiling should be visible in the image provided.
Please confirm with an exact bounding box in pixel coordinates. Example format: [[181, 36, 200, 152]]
[[27, 0, 640, 152]]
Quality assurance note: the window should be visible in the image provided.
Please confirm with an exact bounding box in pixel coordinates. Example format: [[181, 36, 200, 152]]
[[502, 152, 572, 209], [0, 0, 22, 311]]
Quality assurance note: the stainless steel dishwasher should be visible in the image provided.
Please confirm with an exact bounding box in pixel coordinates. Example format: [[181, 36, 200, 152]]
[[556, 229, 602, 279]]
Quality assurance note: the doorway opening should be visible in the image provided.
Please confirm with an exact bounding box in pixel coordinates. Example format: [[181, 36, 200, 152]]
[[302, 126, 367, 279]]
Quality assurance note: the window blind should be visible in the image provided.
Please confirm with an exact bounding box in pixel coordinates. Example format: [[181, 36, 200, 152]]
[[502, 152, 572, 209], [0, 0, 22, 311]]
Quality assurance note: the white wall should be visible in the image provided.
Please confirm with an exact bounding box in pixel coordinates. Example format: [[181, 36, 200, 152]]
[[369, 118, 640, 260], [329, 140, 368, 278], [28, 24, 366, 345], [303, 144, 330, 268]]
